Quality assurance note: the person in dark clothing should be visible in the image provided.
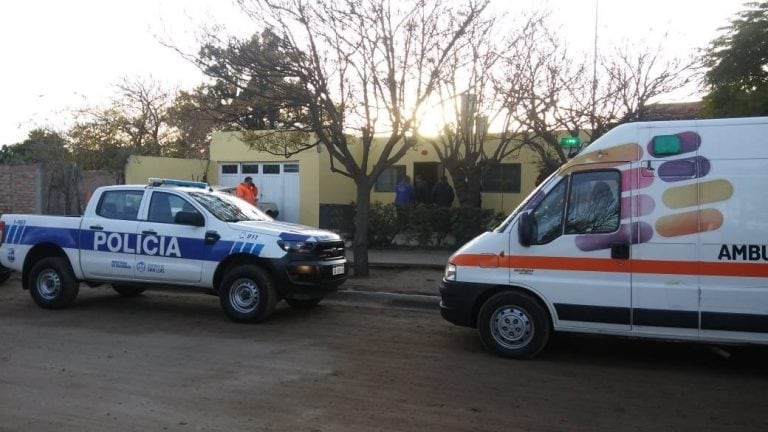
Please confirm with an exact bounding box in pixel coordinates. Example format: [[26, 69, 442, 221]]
[[432, 175, 455, 207], [414, 175, 431, 204]]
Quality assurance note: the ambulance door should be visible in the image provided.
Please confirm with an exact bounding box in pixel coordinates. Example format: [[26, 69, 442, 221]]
[[512, 169, 632, 332], [80, 189, 144, 279], [697, 123, 768, 343], [135, 191, 205, 284], [632, 127, 701, 339]]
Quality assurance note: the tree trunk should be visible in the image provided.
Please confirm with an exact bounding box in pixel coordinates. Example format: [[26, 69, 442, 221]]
[[352, 183, 372, 277], [448, 165, 483, 208]]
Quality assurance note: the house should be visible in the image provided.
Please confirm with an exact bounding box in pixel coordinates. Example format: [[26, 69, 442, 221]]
[[125, 131, 543, 227]]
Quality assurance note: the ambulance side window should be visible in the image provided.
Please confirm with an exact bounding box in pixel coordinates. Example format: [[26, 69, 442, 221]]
[[565, 171, 620, 235], [530, 179, 566, 244]]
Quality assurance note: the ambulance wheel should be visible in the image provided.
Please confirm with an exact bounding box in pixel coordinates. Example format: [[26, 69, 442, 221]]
[[219, 265, 278, 323], [284, 297, 323, 308], [477, 291, 550, 359], [112, 284, 146, 297], [28, 257, 79, 309]]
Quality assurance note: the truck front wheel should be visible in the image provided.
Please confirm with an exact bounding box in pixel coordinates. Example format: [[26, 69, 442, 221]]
[[28, 257, 79, 309], [219, 265, 278, 323], [477, 291, 551, 359]]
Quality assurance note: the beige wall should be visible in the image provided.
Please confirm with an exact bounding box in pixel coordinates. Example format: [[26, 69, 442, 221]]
[[125, 155, 212, 185], [141, 131, 544, 226]]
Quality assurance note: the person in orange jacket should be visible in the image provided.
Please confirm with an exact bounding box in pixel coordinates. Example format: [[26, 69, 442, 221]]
[[235, 176, 259, 206]]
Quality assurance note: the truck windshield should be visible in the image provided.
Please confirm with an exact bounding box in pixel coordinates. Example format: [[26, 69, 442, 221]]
[[188, 191, 271, 222]]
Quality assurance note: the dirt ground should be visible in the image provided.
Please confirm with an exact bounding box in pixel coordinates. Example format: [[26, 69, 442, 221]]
[[343, 267, 444, 296], [2, 276, 768, 431]]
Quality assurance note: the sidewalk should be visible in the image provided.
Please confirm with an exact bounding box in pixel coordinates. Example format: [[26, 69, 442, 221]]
[[334, 248, 453, 309], [345, 248, 454, 269]]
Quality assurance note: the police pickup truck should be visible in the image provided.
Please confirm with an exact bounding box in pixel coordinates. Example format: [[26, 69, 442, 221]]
[[0, 178, 347, 322]]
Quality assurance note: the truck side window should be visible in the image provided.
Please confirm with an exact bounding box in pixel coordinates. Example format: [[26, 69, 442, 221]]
[[97, 190, 144, 221], [148, 192, 199, 224], [565, 171, 620, 235], [531, 179, 566, 244]]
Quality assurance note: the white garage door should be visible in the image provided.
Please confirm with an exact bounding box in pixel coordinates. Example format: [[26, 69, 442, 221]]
[[218, 162, 300, 223]]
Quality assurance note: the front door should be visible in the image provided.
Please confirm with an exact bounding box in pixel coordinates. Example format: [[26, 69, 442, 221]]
[[513, 168, 632, 332], [134, 191, 205, 284]]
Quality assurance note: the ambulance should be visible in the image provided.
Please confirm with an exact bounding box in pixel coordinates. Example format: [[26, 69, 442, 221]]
[[440, 117, 768, 358]]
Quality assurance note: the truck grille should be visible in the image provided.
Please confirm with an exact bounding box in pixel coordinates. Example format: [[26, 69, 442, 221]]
[[316, 241, 345, 260]]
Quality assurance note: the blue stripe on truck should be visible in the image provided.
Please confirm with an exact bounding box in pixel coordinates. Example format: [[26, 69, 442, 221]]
[[5, 225, 271, 262]]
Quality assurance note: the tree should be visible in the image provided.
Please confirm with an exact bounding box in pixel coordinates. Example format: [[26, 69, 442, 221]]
[[702, 1, 768, 117], [0, 129, 83, 214], [422, 13, 541, 207], [69, 77, 176, 178], [194, 0, 488, 276], [496, 21, 693, 182]]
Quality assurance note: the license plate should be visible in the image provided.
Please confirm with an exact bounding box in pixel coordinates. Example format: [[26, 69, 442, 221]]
[[332, 264, 345, 276]]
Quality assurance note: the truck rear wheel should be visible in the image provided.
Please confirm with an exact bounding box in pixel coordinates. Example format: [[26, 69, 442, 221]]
[[112, 284, 146, 297], [28, 257, 79, 309], [219, 265, 277, 323], [477, 291, 551, 359]]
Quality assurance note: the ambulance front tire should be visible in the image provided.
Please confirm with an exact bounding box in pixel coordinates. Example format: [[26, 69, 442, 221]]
[[477, 291, 551, 359], [28, 257, 79, 309], [112, 284, 146, 297], [219, 265, 278, 323]]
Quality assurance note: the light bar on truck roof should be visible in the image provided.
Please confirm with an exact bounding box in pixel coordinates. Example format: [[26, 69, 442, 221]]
[[148, 178, 209, 189]]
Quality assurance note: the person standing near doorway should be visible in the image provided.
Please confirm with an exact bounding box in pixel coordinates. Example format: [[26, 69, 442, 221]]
[[236, 176, 259, 206], [394, 175, 413, 207], [432, 175, 455, 207]]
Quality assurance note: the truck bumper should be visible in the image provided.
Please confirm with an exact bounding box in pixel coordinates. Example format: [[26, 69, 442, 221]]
[[274, 258, 347, 299], [439, 279, 492, 328]]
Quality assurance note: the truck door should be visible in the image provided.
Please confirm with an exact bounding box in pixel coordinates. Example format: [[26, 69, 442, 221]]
[[135, 191, 205, 284], [632, 127, 701, 339], [80, 189, 144, 279], [511, 168, 632, 332]]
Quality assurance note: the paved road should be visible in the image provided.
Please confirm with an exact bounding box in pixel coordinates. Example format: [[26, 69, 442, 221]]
[[1, 280, 767, 432]]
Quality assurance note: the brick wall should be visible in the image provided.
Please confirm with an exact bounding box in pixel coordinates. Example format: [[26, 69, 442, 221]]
[[0, 164, 43, 214], [0, 165, 121, 216]]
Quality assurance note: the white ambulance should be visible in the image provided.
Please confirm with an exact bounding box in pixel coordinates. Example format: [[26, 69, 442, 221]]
[[440, 117, 768, 358]]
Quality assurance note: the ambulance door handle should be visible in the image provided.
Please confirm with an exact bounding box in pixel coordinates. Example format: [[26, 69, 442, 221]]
[[142, 229, 157, 235], [611, 243, 629, 260], [89, 225, 103, 230]]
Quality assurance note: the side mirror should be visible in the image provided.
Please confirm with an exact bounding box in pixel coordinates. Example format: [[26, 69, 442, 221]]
[[518, 211, 534, 247], [175, 211, 205, 227]]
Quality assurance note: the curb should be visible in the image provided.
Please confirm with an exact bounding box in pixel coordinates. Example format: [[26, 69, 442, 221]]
[[328, 289, 440, 310]]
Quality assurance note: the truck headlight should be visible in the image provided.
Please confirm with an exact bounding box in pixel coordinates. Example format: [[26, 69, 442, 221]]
[[277, 240, 316, 254], [444, 263, 456, 281]]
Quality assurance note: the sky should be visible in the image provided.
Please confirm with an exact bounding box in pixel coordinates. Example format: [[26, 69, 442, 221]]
[[0, 0, 747, 146]]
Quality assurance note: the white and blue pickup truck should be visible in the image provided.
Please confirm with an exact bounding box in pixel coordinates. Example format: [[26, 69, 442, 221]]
[[0, 178, 347, 322]]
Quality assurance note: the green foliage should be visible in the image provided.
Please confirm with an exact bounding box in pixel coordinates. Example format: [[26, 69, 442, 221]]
[[338, 201, 504, 248], [450, 207, 505, 246], [0, 129, 70, 165], [702, 1, 768, 116], [367, 202, 401, 247]]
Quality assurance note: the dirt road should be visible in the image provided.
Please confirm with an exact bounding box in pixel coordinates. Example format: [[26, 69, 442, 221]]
[[1, 278, 767, 432]]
